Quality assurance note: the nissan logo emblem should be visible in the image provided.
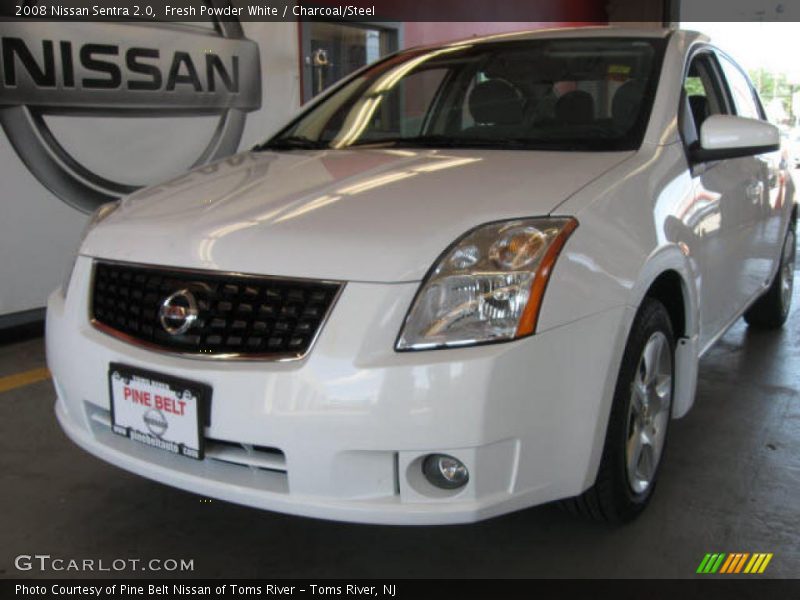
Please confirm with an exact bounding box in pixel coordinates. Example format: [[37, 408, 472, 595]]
[[143, 408, 168, 438], [159, 289, 199, 336], [0, 2, 262, 213]]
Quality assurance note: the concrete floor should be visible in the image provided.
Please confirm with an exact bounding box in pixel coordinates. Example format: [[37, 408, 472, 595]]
[[1, 259, 798, 579]]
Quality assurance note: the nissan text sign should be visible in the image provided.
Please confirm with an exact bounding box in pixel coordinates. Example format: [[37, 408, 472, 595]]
[[0, 17, 262, 212]]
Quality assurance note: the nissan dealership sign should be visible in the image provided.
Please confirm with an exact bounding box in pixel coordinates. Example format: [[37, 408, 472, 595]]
[[0, 16, 262, 212]]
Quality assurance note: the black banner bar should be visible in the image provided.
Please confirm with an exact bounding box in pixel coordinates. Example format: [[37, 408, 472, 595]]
[[1, 0, 798, 23], [4, 579, 800, 600]]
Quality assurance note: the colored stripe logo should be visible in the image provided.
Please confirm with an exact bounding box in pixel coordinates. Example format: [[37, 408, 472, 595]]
[[696, 553, 773, 574]]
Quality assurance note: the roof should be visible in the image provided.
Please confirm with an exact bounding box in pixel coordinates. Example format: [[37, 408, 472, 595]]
[[437, 26, 709, 48]]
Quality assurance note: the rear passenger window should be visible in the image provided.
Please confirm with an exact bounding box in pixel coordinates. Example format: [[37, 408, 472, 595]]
[[718, 55, 763, 120]]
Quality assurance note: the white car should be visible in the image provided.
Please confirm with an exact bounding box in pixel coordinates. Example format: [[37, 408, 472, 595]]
[[48, 27, 796, 524]]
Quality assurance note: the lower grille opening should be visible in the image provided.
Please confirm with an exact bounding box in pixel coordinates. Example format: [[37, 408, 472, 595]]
[[85, 403, 288, 480], [205, 438, 287, 473]]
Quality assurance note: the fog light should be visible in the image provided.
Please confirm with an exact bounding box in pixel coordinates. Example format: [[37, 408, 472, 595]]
[[422, 454, 469, 490]]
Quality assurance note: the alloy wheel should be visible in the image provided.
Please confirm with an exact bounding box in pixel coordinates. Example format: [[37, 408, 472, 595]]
[[625, 331, 673, 494]]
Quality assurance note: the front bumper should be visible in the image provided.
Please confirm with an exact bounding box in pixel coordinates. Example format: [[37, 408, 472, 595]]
[[48, 257, 630, 524]]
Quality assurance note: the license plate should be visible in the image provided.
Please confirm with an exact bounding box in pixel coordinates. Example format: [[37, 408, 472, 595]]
[[108, 363, 210, 460]]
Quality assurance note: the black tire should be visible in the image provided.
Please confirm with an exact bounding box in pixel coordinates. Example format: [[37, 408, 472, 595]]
[[744, 227, 796, 329], [563, 298, 675, 523]]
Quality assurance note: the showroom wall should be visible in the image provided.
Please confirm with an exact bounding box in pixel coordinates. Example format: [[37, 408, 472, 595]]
[[402, 0, 606, 47], [0, 21, 302, 324]]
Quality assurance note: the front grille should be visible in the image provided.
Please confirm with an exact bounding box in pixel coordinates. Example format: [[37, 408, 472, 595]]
[[91, 261, 342, 359]]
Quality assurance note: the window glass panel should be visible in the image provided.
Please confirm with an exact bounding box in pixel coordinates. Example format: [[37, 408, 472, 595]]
[[269, 38, 668, 152], [684, 55, 729, 139], [364, 68, 449, 138], [307, 22, 396, 98], [719, 56, 761, 119]]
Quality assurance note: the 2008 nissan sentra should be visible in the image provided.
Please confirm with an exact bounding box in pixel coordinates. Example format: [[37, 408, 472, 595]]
[[47, 27, 796, 524]]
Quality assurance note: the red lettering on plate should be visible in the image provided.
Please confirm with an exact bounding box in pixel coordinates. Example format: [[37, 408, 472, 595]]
[[125, 386, 189, 416], [129, 389, 151, 406], [155, 394, 185, 416]]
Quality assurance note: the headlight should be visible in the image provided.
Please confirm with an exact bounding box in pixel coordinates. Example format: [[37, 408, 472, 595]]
[[61, 200, 121, 297], [396, 217, 577, 350]]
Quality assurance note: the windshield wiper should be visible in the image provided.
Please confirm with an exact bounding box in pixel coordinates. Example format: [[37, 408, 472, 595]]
[[258, 134, 559, 152], [347, 135, 533, 149], [254, 136, 330, 151]]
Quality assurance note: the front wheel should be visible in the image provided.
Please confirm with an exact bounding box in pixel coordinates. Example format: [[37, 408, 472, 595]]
[[744, 226, 795, 329], [563, 298, 674, 523]]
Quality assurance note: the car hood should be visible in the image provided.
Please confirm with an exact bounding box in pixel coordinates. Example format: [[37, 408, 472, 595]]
[[83, 148, 632, 282]]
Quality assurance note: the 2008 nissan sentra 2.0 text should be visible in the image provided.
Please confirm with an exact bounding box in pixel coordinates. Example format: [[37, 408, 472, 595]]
[[48, 27, 797, 524]]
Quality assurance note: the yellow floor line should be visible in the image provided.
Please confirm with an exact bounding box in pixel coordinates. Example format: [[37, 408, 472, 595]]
[[0, 367, 51, 394]]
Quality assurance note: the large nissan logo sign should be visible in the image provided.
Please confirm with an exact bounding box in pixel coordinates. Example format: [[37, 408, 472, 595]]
[[0, 5, 262, 212]]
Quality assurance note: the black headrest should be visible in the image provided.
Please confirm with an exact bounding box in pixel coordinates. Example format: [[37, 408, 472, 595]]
[[468, 80, 524, 125], [688, 95, 709, 129], [555, 90, 595, 125], [612, 80, 646, 131]]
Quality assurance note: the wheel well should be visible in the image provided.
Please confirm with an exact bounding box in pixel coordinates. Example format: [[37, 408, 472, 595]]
[[644, 271, 686, 338]]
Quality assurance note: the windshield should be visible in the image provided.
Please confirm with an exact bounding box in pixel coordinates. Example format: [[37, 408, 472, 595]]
[[261, 37, 667, 152]]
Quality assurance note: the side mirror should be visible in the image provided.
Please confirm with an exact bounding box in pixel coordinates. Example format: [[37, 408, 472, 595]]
[[690, 115, 779, 163]]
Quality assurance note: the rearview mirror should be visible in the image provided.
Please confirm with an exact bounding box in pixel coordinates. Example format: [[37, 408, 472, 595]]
[[690, 115, 779, 163]]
